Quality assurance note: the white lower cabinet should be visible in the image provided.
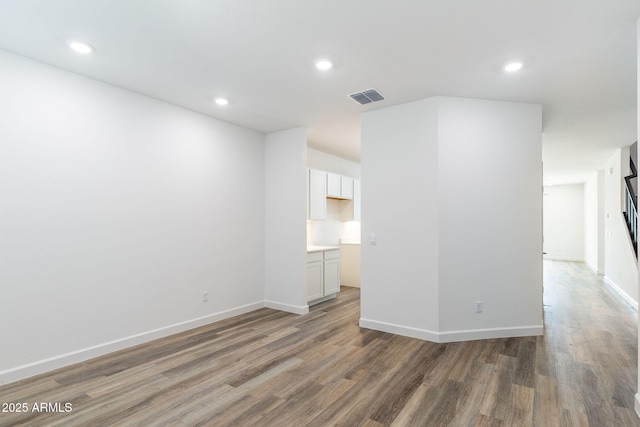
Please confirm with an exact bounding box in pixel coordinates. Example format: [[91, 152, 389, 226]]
[[307, 249, 340, 304], [323, 250, 340, 294], [307, 252, 324, 301]]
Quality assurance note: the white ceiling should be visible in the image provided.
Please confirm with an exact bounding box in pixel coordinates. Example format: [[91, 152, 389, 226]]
[[0, 1, 637, 185]]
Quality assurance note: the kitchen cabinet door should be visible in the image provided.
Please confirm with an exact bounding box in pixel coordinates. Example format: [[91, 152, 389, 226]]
[[326, 173, 341, 198], [307, 253, 324, 301], [323, 250, 341, 294], [341, 176, 354, 200], [353, 179, 361, 221], [340, 179, 361, 222]]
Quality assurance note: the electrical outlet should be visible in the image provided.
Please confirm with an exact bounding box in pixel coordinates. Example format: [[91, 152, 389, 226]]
[[476, 301, 483, 313], [202, 291, 209, 302]]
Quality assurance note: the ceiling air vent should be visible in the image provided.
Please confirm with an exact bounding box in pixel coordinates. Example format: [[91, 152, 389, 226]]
[[349, 88, 385, 105]]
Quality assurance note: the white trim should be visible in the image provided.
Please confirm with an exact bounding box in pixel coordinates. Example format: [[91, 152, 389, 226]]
[[359, 318, 543, 343], [635, 393, 640, 419], [0, 301, 263, 386], [308, 293, 337, 307], [264, 300, 309, 315], [585, 260, 605, 275], [438, 325, 544, 342], [603, 276, 639, 310], [543, 255, 584, 262], [359, 318, 440, 342]]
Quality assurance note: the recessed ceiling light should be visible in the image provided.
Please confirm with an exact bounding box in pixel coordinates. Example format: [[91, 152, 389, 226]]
[[504, 62, 523, 72], [68, 41, 94, 54], [214, 98, 229, 106], [315, 60, 333, 71]]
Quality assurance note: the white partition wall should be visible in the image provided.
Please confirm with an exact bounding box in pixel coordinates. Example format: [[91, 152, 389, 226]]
[[360, 96, 543, 342], [264, 128, 308, 314], [360, 98, 441, 339], [584, 171, 605, 274]]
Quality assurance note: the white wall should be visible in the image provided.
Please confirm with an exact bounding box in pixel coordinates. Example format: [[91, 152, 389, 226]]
[[361, 98, 441, 338], [0, 51, 266, 384], [437, 97, 542, 337], [543, 184, 585, 262], [265, 128, 308, 314], [307, 148, 361, 179], [584, 171, 605, 273], [361, 96, 542, 342], [603, 148, 638, 309]]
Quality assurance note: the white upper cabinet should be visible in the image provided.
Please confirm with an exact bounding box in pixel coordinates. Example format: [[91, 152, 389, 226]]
[[309, 169, 360, 221], [327, 173, 342, 198], [340, 178, 361, 221], [327, 172, 353, 200], [308, 169, 327, 220], [353, 179, 361, 221], [341, 176, 354, 200]]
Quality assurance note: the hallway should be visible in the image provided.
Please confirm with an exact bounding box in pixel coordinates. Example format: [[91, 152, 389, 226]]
[[539, 260, 638, 425]]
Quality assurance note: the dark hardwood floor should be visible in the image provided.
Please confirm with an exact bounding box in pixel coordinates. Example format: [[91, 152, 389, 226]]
[[1, 260, 638, 426]]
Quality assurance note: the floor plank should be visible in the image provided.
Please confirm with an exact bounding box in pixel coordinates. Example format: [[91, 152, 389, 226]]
[[0, 260, 638, 426]]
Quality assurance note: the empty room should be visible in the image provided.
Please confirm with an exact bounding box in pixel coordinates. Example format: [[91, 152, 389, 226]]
[[1, 1, 640, 425]]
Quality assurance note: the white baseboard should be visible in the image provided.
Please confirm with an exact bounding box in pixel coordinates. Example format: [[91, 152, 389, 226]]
[[438, 325, 544, 342], [603, 276, 639, 310], [359, 318, 543, 343], [585, 261, 605, 275], [359, 318, 440, 342], [0, 301, 264, 386], [264, 300, 309, 315], [543, 255, 584, 262], [635, 393, 640, 419], [308, 293, 336, 307]]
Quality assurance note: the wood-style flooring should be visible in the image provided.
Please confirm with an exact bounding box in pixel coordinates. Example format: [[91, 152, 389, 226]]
[[0, 260, 638, 426]]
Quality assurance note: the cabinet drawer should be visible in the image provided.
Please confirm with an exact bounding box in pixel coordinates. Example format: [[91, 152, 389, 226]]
[[324, 249, 340, 260], [307, 252, 324, 263]]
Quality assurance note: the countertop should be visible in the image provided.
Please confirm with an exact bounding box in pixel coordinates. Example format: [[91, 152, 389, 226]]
[[307, 245, 340, 253], [340, 239, 361, 245]]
